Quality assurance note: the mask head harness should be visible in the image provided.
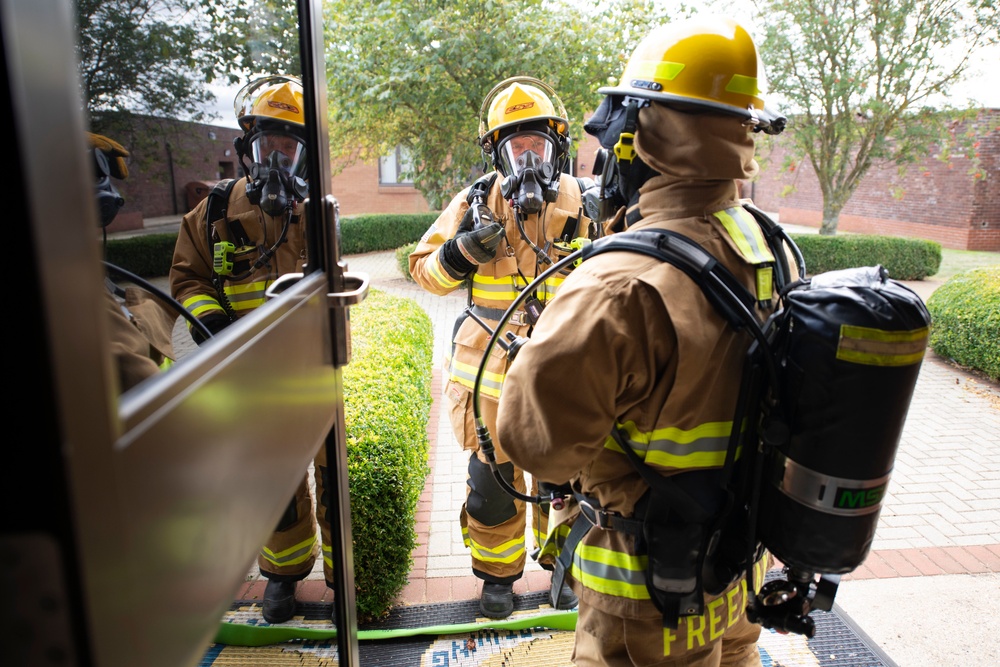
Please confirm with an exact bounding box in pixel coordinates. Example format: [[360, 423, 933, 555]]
[[233, 75, 309, 218], [583, 15, 787, 227], [478, 76, 570, 216]]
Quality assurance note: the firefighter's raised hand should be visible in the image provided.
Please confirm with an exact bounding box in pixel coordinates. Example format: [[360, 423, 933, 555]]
[[456, 221, 505, 264], [439, 209, 506, 280]]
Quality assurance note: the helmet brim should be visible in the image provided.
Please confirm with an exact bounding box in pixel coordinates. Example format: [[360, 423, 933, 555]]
[[595, 87, 786, 134]]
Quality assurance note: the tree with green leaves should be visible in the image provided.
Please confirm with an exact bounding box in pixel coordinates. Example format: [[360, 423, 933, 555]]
[[752, 0, 998, 235], [75, 0, 301, 136], [322, 0, 680, 208]]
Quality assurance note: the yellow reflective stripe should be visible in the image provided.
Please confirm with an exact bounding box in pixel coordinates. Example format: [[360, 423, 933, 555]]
[[726, 73, 760, 98], [182, 293, 225, 318], [605, 420, 735, 470], [158, 358, 173, 372], [538, 522, 571, 561], [449, 358, 504, 398], [470, 274, 523, 302], [468, 535, 525, 564], [429, 249, 464, 289], [322, 542, 333, 571], [572, 543, 649, 600], [223, 280, 269, 311], [837, 325, 929, 366], [632, 59, 685, 83], [531, 525, 545, 549], [470, 274, 564, 302], [259, 535, 317, 568], [712, 207, 775, 265]]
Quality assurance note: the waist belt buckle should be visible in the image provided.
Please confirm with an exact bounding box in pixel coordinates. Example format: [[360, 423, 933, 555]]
[[578, 499, 617, 530], [508, 310, 527, 326]]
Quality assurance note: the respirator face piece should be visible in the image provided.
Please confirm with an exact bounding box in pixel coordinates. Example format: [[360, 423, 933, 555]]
[[497, 130, 558, 215], [92, 147, 125, 228], [246, 130, 308, 217]]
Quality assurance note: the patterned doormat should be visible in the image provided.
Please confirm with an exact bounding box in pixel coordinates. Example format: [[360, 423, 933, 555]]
[[199, 591, 896, 667]]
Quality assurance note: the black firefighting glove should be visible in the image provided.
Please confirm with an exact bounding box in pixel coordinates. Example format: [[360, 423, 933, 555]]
[[439, 206, 506, 280], [191, 312, 231, 346]]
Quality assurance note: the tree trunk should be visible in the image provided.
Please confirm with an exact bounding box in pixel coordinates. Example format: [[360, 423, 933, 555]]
[[820, 202, 841, 235]]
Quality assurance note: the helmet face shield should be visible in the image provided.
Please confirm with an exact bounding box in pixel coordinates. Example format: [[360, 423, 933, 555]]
[[496, 130, 557, 179], [250, 131, 307, 180]]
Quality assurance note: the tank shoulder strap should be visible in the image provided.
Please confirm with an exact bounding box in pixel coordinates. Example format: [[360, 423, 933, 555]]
[[206, 178, 238, 227]]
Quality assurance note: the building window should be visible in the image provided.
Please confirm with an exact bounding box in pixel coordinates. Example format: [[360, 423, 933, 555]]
[[379, 146, 413, 186]]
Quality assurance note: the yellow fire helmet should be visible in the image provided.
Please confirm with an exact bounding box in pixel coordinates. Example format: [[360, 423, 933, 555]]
[[599, 16, 784, 133], [234, 75, 305, 133], [233, 75, 309, 186], [478, 76, 569, 153]]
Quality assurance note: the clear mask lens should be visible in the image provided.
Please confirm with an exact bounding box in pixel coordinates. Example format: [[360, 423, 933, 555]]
[[250, 132, 307, 178], [497, 131, 556, 178]]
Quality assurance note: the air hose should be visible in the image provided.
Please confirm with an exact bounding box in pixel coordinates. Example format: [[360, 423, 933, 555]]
[[471, 245, 586, 505], [104, 261, 213, 342]]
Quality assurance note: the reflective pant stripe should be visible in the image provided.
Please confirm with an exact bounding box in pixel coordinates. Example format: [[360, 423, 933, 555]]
[[449, 358, 504, 398], [259, 534, 318, 568], [465, 530, 525, 564]]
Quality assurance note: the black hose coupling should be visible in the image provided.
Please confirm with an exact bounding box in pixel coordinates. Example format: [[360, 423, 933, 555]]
[[476, 424, 495, 459]]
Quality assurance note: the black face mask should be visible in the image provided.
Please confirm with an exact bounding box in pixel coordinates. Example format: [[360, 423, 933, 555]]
[[583, 95, 659, 220], [248, 150, 308, 217], [500, 150, 554, 215], [92, 148, 125, 228]]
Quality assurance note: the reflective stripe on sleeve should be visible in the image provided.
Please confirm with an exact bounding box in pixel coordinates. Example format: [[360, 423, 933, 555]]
[[605, 420, 737, 470], [182, 293, 226, 318], [223, 280, 270, 311]]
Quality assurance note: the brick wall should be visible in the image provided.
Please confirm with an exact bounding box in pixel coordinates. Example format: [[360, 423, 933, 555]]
[[752, 109, 999, 251], [107, 116, 243, 232], [329, 160, 433, 216]]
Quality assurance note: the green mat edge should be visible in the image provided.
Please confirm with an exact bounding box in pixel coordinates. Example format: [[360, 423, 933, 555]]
[[214, 610, 579, 647]]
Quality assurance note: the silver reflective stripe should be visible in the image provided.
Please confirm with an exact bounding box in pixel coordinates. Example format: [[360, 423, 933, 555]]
[[772, 452, 889, 516]]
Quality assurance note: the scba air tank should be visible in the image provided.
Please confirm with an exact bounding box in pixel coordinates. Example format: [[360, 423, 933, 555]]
[[756, 266, 931, 575]]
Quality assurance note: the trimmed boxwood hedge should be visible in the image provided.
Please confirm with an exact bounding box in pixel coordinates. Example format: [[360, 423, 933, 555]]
[[926, 266, 1000, 382], [345, 287, 434, 621], [789, 233, 942, 280], [103, 212, 438, 278]]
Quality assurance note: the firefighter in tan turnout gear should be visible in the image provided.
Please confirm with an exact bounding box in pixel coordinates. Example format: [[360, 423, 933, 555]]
[[89, 132, 176, 392], [497, 17, 794, 665], [170, 75, 330, 624], [409, 76, 596, 619]]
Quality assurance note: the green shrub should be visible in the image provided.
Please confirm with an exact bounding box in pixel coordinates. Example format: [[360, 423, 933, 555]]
[[791, 234, 942, 280], [104, 213, 439, 277], [396, 242, 417, 282], [926, 266, 1000, 382], [103, 232, 178, 278], [344, 288, 434, 621], [339, 213, 437, 255]]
